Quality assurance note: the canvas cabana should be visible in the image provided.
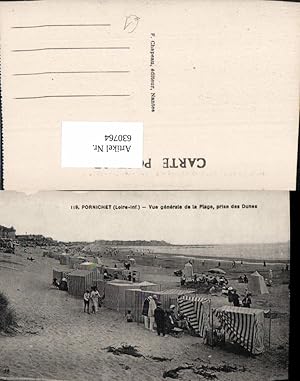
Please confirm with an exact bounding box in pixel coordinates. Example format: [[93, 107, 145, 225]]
[[177, 295, 210, 337], [104, 280, 141, 313], [52, 269, 72, 282], [183, 261, 194, 281], [127, 288, 195, 323], [215, 305, 266, 355], [69, 256, 86, 269], [68, 270, 95, 297], [59, 254, 71, 265], [124, 288, 143, 322], [99, 280, 158, 314], [248, 271, 269, 295]]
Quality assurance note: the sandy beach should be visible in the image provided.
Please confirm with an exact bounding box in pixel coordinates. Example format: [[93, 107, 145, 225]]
[[0, 247, 289, 381]]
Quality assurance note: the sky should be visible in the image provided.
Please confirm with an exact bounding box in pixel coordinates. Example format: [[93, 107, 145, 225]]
[[0, 191, 290, 246]]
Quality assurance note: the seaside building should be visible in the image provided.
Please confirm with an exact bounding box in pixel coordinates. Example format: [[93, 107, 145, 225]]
[[0, 225, 16, 239]]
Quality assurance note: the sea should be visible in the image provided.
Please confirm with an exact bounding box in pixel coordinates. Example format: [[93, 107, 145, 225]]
[[121, 242, 290, 264]]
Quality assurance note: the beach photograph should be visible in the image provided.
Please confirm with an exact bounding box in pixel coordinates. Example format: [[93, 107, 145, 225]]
[[0, 191, 290, 381]]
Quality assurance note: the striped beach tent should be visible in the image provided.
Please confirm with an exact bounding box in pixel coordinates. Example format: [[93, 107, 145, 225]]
[[215, 306, 265, 355], [178, 295, 210, 337]]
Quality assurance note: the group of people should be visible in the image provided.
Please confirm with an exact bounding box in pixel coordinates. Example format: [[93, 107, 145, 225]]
[[103, 268, 137, 282], [238, 274, 248, 283], [227, 287, 252, 308], [83, 286, 102, 314], [142, 295, 189, 337], [181, 273, 228, 288], [52, 277, 68, 291], [126, 272, 137, 282], [124, 261, 131, 270]]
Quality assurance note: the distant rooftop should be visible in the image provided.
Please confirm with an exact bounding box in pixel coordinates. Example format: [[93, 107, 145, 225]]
[[0, 225, 16, 231]]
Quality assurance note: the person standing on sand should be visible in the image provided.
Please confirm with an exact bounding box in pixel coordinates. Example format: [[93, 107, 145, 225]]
[[165, 305, 178, 333], [142, 295, 158, 330], [148, 295, 158, 331], [242, 293, 252, 308], [269, 269, 273, 280], [83, 290, 90, 314], [227, 287, 233, 303], [142, 296, 151, 329], [154, 301, 166, 336], [90, 286, 100, 314], [231, 290, 240, 307]]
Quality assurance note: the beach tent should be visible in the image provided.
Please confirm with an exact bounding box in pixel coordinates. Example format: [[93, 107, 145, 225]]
[[104, 280, 158, 313], [215, 306, 265, 355], [69, 256, 86, 268], [248, 271, 269, 295], [178, 295, 210, 337], [183, 261, 194, 281], [68, 270, 95, 296], [59, 253, 70, 265], [90, 266, 104, 282], [124, 288, 143, 321], [53, 269, 73, 282], [104, 280, 138, 312], [126, 288, 195, 323]]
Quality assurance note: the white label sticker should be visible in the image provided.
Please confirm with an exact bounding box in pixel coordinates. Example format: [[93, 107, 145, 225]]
[[61, 122, 143, 168]]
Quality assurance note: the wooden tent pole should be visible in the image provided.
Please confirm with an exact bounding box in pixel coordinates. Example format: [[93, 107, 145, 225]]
[[136, 291, 139, 325], [251, 312, 256, 355], [211, 301, 214, 349], [269, 309, 272, 348]]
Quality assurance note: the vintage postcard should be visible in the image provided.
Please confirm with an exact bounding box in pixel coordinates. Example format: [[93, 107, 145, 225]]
[[0, 190, 290, 380], [0, 0, 299, 190]]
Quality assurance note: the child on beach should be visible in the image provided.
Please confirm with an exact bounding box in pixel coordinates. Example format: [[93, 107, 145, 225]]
[[90, 287, 100, 313], [126, 310, 133, 322], [83, 290, 90, 314]]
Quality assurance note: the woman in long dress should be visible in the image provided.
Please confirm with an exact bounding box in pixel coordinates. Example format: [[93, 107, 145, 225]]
[[90, 287, 100, 313]]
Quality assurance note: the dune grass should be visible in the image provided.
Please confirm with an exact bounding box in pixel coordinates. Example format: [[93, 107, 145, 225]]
[[0, 291, 17, 333]]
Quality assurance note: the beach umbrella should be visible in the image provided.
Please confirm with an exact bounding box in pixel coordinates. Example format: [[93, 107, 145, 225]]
[[208, 268, 226, 274]]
